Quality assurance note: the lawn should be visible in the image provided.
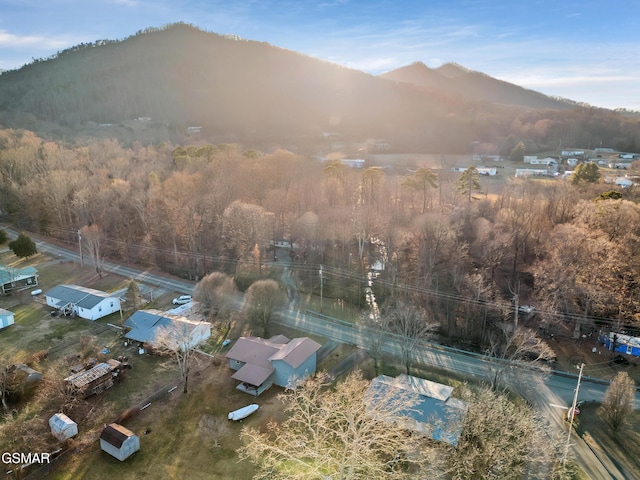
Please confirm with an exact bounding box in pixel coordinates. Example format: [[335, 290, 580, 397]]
[[46, 359, 266, 480], [575, 402, 640, 479]]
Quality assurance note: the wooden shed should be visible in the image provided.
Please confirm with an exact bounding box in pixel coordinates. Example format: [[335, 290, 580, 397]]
[[99, 423, 140, 461], [49, 413, 78, 441]]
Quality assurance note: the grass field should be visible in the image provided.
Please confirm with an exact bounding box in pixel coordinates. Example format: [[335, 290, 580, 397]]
[[576, 403, 640, 479]]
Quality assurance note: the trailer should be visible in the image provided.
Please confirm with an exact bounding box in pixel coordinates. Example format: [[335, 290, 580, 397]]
[[599, 332, 640, 357]]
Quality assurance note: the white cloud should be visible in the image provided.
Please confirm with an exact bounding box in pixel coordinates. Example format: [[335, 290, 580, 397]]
[[0, 30, 72, 49]]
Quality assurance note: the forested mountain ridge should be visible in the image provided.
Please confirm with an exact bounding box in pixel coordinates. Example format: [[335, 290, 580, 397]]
[[0, 22, 639, 152], [380, 61, 578, 110]]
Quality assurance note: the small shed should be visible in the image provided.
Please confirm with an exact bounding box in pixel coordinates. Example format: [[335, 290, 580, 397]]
[[49, 413, 78, 441], [0, 308, 14, 329], [100, 423, 140, 461]]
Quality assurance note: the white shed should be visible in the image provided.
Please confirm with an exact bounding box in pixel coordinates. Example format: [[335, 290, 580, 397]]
[[100, 423, 140, 461], [0, 308, 15, 329], [49, 413, 78, 441]]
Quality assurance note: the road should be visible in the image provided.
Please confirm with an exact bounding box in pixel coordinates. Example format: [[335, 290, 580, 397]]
[[3, 226, 195, 295], [275, 307, 633, 479], [3, 227, 631, 478]]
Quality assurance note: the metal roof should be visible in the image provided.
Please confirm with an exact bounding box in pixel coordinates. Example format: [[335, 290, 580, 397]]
[[0, 266, 38, 285], [268, 337, 321, 368], [64, 363, 111, 388], [45, 284, 114, 309], [100, 423, 136, 448], [231, 363, 274, 387]]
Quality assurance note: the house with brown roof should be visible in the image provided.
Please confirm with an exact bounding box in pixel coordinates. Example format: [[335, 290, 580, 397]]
[[100, 423, 140, 461], [225, 335, 321, 396]]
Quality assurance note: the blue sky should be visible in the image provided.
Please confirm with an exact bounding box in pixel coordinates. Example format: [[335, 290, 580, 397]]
[[1, 0, 639, 110]]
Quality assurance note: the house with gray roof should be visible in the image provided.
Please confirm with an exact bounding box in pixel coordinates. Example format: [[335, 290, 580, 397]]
[[225, 335, 321, 396], [45, 284, 120, 320], [0, 266, 38, 294], [123, 309, 210, 350], [367, 374, 468, 446]]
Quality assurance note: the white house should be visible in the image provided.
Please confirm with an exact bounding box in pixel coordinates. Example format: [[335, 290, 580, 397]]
[[515, 168, 552, 178], [530, 157, 557, 166], [45, 285, 121, 320], [123, 309, 211, 350], [0, 308, 14, 329], [100, 423, 140, 461], [477, 167, 497, 176], [226, 335, 321, 396], [49, 413, 78, 441]]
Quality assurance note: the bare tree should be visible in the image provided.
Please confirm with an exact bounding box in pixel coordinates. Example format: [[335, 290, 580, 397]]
[[244, 279, 285, 337], [598, 371, 636, 433], [79, 223, 104, 277], [193, 271, 240, 319], [486, 323, 556, 389], [384, 302, 438, 376], [155, 323, 208, 393], [358, 308, 390, 377], [239, 371, 436, 480], [447, 387, 564, 480], [0, 358, 14, 410]]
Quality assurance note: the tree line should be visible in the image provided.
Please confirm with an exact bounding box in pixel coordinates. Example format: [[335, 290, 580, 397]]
[[1, 128, 640, 343]]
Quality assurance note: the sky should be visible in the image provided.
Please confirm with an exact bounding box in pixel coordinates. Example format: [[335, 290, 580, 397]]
[[1, 0, 639, 110]]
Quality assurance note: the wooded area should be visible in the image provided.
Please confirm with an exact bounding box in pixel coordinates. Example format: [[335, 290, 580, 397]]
[[1, 127, 640, 350]]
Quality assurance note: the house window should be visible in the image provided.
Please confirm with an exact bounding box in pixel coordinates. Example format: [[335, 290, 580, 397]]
[[99, 307, 102, 312], [110, 302, 114, 307], [627, 345, 632, 355]]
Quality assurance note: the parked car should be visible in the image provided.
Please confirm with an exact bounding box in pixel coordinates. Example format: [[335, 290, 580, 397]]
[[222, 339, 231, 347], [30, 289, 43, 296], [172, 295, 192, 305], [518, 305, 534, 314]]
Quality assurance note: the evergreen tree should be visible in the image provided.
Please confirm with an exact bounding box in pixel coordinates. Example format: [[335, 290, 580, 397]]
[[457, 166, 481, 203], [571, 163, 600, 184], [510, 142, 526, 162], [8, 232, 37, 258]]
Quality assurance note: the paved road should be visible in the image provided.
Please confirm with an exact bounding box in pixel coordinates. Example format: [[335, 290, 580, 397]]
[[275, 307, 633, 479], [3, 226, 630, 478], [3, 226, 195, 295]]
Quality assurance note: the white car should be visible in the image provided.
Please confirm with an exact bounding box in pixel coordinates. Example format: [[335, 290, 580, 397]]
[[172, 295, 192, 305], [518, 305, 534, 314]]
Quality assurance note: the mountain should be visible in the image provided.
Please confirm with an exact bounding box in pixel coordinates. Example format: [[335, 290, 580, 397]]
[[0, 23, 636, 153], [379, 62, 577, 110], [0, 23, 455, 145]]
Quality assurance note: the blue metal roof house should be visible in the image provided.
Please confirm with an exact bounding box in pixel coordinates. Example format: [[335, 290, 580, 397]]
[[123, 309, 211, 349], [367, 374, 468, 446], [0, 266, 38, 294], [45, 284, 121, 320]]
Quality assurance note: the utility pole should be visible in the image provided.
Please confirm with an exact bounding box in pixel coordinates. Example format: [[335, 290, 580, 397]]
[[77, 229, 84, 268], [319, 265, 323, 313], [563, 363, 585, 465]]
